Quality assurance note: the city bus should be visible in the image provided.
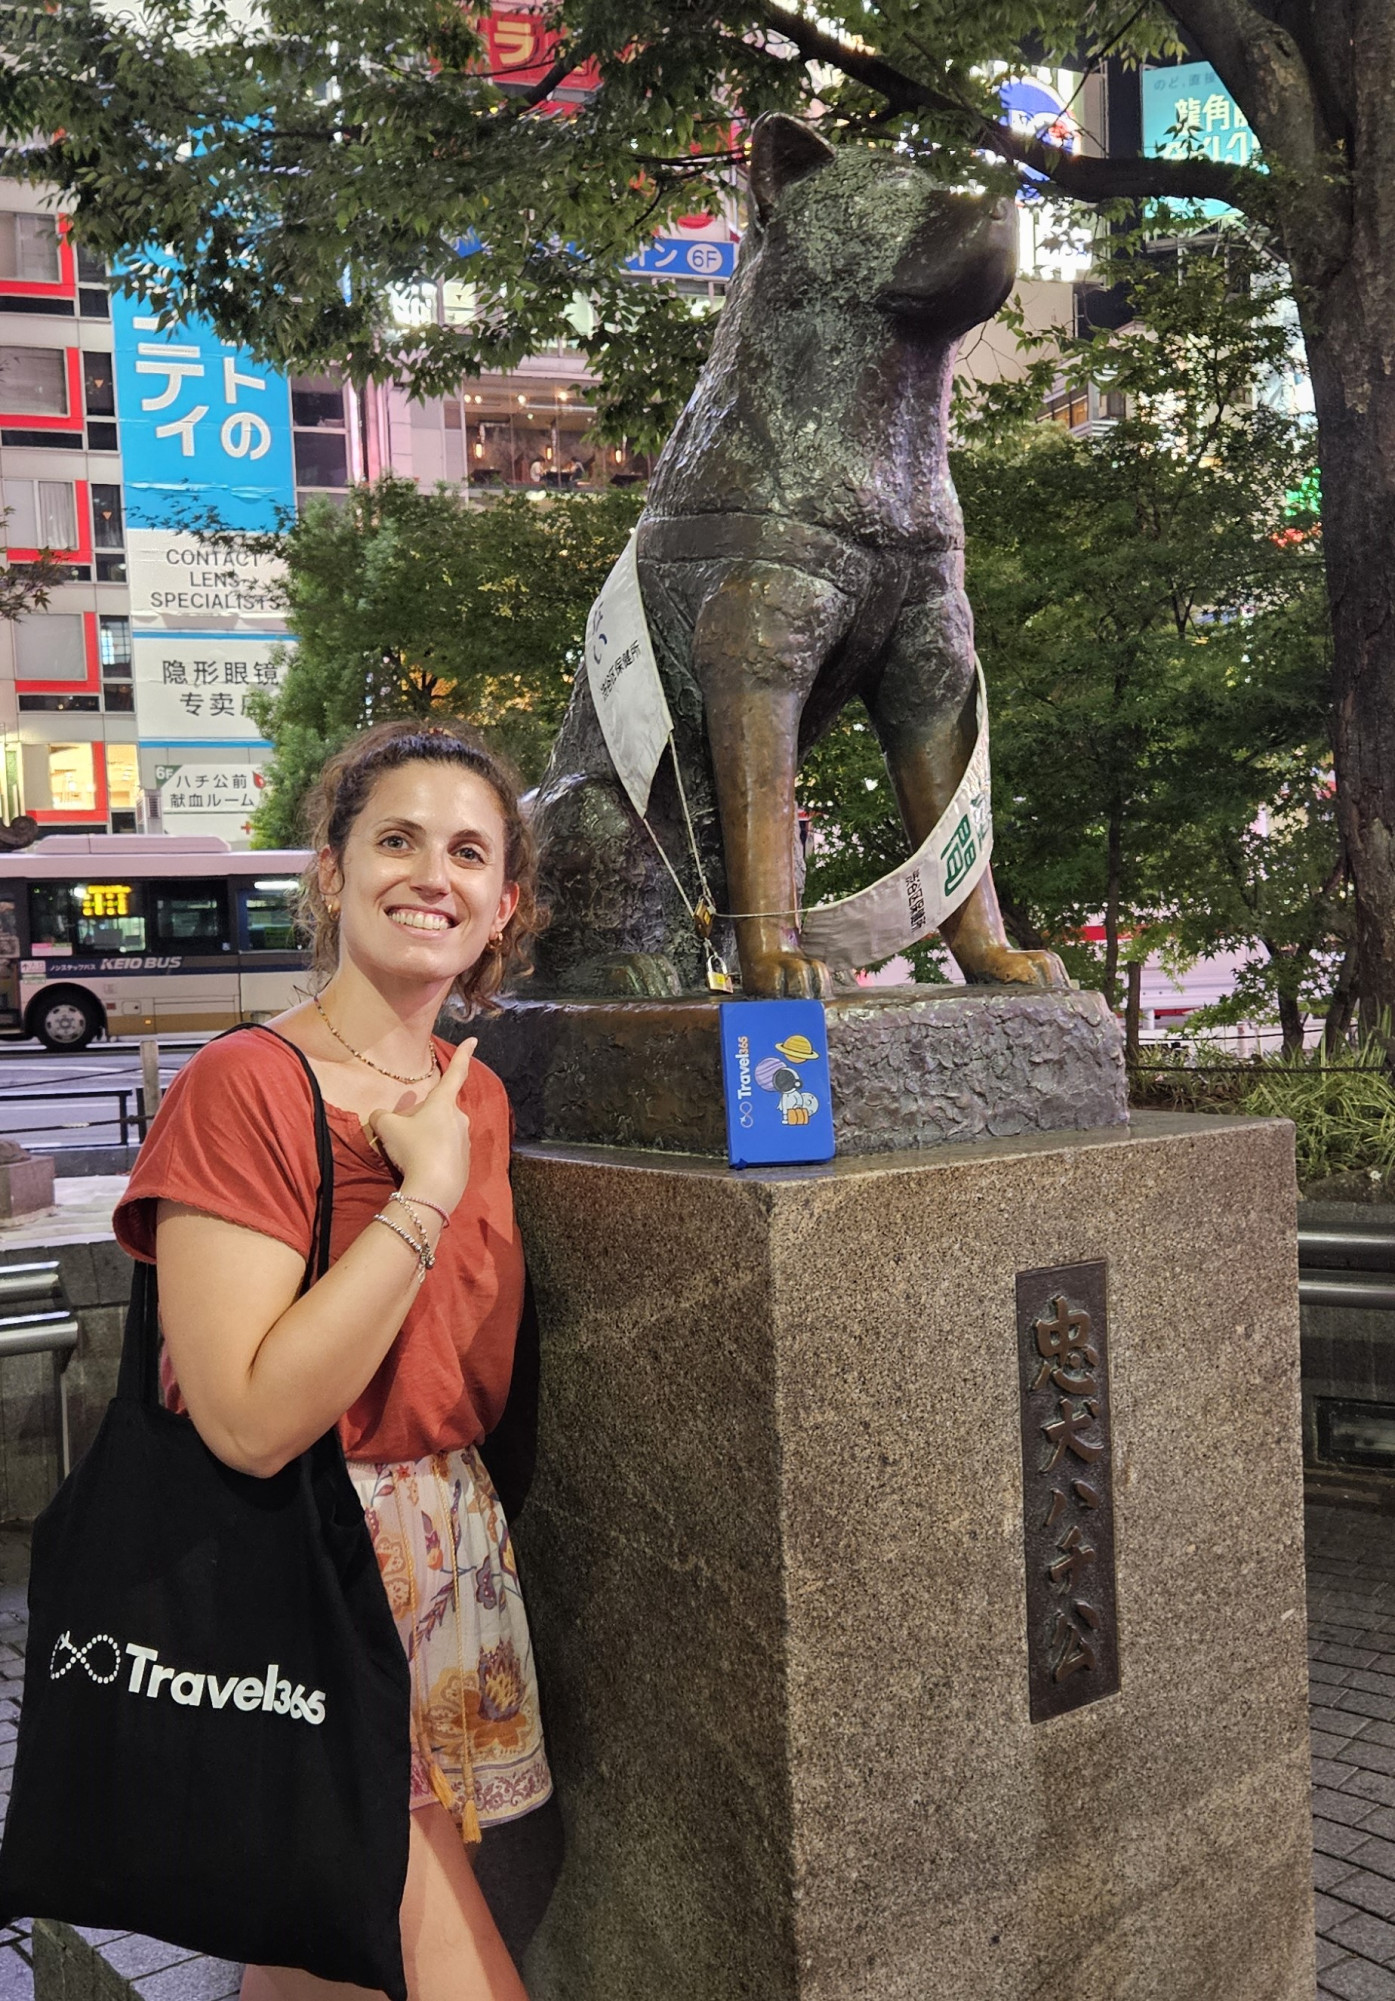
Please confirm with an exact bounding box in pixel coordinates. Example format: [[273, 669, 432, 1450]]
[[0, 835, 313, 1049]]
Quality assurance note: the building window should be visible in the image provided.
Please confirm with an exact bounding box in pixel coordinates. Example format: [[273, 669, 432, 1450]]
[[290, 376, 345, 428], [2, 479, 77, 550], [82, 351, 115, 417], [293, 428, 349, 487], [74, 244, 109, 319], [0, 215, 61, 285], [0, 347, 68, 416], [106, 744, 140, 818], [292, 373, 349, 502], [1045, 388, 1091, 431], [91, 483, 124, 548], [45, 743, 98, 815], [91, 482, 125, 579], [97, 614, 131, 671], [14, 611, 87, 681]]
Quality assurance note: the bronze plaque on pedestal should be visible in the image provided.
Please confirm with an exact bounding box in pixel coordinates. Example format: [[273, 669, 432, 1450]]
[[1017, 1261, 1120, 1722]]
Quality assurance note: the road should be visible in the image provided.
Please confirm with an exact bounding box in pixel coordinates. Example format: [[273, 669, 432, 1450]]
[[0, 1037, 207, 1154]]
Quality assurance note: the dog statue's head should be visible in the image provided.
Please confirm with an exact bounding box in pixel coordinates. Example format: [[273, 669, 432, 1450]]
[[747, 113, 1017, 341]]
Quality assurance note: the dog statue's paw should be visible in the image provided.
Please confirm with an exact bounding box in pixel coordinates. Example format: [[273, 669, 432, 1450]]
[[741, 949, 835, 999], [964, 945, 1070, 992]]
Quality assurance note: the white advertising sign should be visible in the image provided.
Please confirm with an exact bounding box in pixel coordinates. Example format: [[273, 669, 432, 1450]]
[[133, 635, 289, 742], [156, 761, 266, 843], [128, 529, 288, 631]]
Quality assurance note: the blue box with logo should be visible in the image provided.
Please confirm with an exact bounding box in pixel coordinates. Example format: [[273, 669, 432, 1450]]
[[719, 1000, 837, 1168]]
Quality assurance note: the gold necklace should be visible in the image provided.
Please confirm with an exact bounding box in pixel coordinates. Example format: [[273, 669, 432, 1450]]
[[312, 992, 441, 1085]]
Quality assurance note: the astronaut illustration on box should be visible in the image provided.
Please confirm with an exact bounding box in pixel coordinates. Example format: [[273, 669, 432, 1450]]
[[755, 1034, 821, 1127]]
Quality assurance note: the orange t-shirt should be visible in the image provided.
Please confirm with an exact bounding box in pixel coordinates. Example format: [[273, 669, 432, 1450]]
[[113, 1027, 524, 1463]]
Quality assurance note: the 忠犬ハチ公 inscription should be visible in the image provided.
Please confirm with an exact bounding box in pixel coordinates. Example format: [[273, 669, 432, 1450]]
[[1017, 1262, 1120, 1722]]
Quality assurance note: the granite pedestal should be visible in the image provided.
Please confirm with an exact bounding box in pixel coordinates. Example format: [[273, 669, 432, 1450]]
[[456, 984, 1126, 1155], [510, 1111, 1312, 2001]]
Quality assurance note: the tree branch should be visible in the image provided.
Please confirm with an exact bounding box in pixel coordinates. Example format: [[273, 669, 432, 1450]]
[[756, 3, 1261, 209], [508, 52, 576, 110], [1164, 0, 1333, 173]]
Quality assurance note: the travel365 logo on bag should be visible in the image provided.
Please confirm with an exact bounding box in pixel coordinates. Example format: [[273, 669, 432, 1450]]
[[50, 1631, 327, 1725]]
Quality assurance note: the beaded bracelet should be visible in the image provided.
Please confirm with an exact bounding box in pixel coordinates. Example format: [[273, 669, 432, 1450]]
[[390, 1189, 451, 1236], [371, 1209, 436, 1276]]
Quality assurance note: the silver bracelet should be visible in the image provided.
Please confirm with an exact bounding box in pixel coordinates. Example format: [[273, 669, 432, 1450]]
[[370, 1209, 435, 1275], [390, 1189, 450, 1236]]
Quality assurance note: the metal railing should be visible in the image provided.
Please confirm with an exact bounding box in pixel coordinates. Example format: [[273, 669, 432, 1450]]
[[1299, 1222, 1395, 1312], [0, 1086, 148, 1147], [0, 1035, 169, 1147], [0, 1261, 78, 1475]]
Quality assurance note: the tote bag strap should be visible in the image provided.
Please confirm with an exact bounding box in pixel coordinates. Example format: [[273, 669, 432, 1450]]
[[117, 1024, 335, 1407]]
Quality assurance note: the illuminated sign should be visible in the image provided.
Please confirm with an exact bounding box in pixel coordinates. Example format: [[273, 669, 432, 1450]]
[[1141, 61, 1263, 218], [80, 884, 132, 918]]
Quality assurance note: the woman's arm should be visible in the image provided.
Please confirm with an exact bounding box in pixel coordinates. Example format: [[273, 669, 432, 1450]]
[[155, 1037, 476, 1478]]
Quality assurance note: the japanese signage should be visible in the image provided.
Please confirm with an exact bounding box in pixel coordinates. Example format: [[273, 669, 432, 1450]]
[[132, 637, 288, 742], [114, 292, 295, 764], [473, 8, 600, 92], [626, 237, 737, 281], [112, 293, 296, 533], [1141, 62, 1261, 217], [156, 762, 265, 841], [1017, 1262, 1120, 1723]]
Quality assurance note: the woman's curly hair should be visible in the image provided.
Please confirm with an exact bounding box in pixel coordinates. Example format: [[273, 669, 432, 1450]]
[[297, 719, 543, 1015]]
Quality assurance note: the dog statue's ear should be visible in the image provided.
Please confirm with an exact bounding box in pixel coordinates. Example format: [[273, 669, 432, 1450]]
[[748, 114, 836, 224]]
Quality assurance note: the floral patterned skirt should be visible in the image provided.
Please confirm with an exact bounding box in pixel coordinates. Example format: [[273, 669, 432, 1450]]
[[347, 1447, 553, 1847]]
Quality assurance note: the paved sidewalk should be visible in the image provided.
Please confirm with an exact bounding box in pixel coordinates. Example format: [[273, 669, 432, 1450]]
[[0, 1507, 1390, 1998], [1307, 1503, 1395, 1999]]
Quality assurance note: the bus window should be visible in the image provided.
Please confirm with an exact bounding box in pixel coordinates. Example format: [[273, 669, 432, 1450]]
[[29, 880, 147, 956], [151, 879, 230, 953], [238, 880, 299, 953]]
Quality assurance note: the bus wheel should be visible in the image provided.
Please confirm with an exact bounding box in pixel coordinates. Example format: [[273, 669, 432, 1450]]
[[31, 990, 101, 1052]]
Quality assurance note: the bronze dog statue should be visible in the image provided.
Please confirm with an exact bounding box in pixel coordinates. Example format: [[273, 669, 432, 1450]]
[[531, 113, 1067, 1000]]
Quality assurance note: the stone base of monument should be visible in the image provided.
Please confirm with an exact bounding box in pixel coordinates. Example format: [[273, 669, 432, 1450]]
[[0, 1152, 54, 1218], [510, 1111, 1312, 2001], [454, 984, 1126, 1155]]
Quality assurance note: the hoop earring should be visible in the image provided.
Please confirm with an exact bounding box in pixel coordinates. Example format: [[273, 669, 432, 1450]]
[[326, 900, 340, 919]]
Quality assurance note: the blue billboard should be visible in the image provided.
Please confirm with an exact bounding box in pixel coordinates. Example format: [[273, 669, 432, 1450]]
[[111, 291, 296, 532], [1141, 62, 1262, 216]]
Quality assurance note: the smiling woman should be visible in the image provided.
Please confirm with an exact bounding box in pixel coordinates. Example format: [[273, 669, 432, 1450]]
[[299, 721, 543, 1024], [111, 719, 555, 2001]]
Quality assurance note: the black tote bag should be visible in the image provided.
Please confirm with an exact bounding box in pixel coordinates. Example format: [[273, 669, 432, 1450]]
[[0, 1026, 411, 1997]]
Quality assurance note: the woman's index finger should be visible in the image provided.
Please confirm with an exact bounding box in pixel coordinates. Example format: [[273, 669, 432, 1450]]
[[440, 1035, 477, 1095]]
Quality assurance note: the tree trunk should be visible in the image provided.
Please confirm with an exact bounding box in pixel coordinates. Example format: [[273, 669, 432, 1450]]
[[1124, 959, 1143, 1064], [1102, 812, 1123, 1010], [1276, 988, 1306, 1060], [1325, 943, 1360, 1057], [1299, 268, 1395, 1034]]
